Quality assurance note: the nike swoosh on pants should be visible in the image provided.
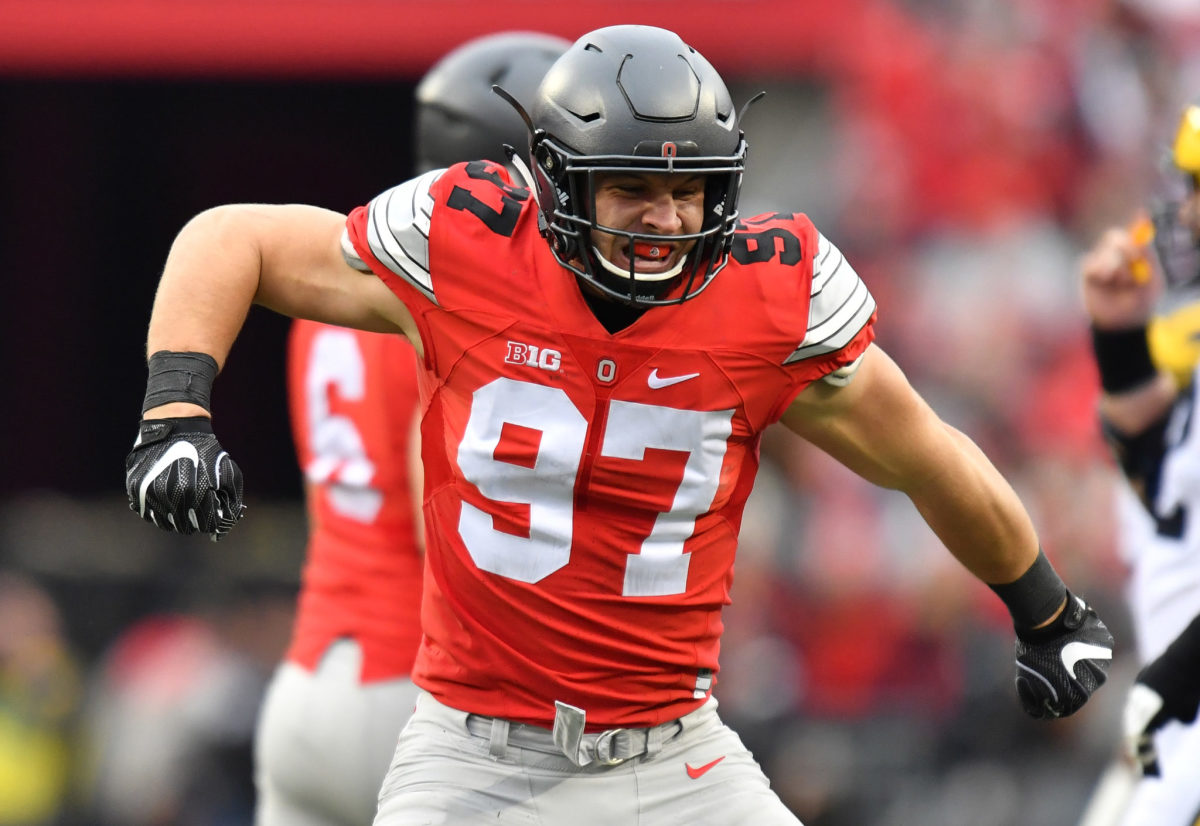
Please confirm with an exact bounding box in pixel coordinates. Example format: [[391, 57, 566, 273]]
[[685, 756, 725, 779]]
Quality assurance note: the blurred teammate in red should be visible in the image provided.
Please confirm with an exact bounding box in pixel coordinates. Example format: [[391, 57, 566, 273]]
[[127, 25, 1114, 825], [252, 32, 568, 826]]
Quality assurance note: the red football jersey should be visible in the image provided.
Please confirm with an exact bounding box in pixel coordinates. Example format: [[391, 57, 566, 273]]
[[284, 321, 424, 682], [344, 162, 876, 727]]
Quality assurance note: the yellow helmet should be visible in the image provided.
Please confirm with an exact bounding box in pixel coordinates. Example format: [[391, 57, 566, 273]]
[[1149, 298, 1200, 388], [1173, 103, 1200, 174]]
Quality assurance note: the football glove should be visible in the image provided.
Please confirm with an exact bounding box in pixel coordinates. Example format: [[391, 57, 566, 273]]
[[1122, 613, 1200, 776], [124, 417, 244, 541], [1013, 592, 1113, 719]]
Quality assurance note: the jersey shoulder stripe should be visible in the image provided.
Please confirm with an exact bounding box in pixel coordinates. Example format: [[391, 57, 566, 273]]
[[785, 232, 876, 363], [353, 168, 441, 304]]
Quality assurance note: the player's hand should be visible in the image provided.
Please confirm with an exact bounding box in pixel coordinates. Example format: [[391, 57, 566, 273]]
[[1122, 625, 1200, 776], [1013, 593, 1114, 719], [124, 417, 245, 541], [1122, 682, 1167, 776], [1080, 225, 1160, 330]]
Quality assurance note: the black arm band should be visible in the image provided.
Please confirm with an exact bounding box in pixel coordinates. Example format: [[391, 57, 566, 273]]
[[1091, 325, 1157, 394], [988, 549, 1068, 633], [141, 351, 219, 414]]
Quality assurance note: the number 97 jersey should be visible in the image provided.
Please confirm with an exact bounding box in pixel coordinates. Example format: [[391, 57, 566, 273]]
[[344, 161, 876, 730]]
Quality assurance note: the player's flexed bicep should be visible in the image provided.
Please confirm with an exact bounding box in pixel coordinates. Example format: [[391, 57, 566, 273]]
[[147, 203, 416, 380], [782, 344, 952, 488], [130, 202, 417, 542]]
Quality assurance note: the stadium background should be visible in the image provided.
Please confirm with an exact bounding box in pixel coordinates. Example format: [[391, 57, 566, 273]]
[[1, 0, 1198, 823]]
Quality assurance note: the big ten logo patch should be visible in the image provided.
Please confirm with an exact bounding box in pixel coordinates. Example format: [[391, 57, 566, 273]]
[[505, 341, 562, 372]]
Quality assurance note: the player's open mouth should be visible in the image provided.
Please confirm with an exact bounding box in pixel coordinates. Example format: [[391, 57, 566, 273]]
[[625, 241, 676, 273], [591, 237, 688, 282]]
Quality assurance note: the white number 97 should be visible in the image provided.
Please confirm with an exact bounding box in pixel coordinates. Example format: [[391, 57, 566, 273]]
[[456, 377, 732, 596]]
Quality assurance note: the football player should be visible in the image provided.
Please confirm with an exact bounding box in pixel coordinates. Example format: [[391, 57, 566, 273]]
[[127, 25, 1113, 825], [1079, 100, 1200, 826], [253, 31, 567, 826]]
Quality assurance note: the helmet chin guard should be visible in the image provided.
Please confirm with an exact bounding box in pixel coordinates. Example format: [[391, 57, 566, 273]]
[[509, 25, 751, 306]]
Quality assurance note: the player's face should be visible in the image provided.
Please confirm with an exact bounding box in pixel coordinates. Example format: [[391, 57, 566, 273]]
[[1180, 176, 1200, 238], [589, 171, 704, 276]]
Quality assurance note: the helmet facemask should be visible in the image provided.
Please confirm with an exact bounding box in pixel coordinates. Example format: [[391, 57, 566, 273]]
[[530, 133, 746, 306], [512, 25, 751, 307], [1151, 104, 1200, 289]]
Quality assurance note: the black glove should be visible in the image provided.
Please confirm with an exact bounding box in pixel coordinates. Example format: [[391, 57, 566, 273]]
[[125, 417, 245, 541], [1013, 592, 1113, 719], [1123, 613, 1200, 776]]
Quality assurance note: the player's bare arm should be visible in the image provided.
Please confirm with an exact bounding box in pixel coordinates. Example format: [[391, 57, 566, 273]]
[[781, 343, 1040, 586], [128, 203, 418, 541], [783, 342, 1112, 719], [144, 203, 417, 421], [1080, 225, 1176, 434]]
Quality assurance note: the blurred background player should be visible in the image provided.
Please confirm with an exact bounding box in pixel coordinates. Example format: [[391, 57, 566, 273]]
[[1078, 100, 1200, 826], [1123, 609, 1200, 779], [253, 31, 569, 826]]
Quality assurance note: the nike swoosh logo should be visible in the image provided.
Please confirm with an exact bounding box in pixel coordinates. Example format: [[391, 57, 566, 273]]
[[1061, 641, 1113, 676], [139, 441, 200, 516], [685, 755, 725, 779], [648, 369, 700, 389]]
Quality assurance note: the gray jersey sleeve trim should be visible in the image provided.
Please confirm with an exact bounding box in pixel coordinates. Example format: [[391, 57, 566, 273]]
[[358, 168, 444, 304], [784, 233, 876, 364], [340, 231, 373, 273]]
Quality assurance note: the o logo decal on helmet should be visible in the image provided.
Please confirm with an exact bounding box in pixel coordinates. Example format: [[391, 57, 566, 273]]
[[661, 142, 677, 158]]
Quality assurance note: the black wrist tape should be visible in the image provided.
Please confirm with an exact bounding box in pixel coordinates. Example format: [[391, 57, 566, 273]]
[[142, 351, 218, 414], [988, 549, 1068, 633], [1091, 325, 1157, 394]]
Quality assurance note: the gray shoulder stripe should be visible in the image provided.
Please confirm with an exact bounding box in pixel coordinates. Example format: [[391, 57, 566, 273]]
[[811, 236, 843, 294], [364, 171, 439, 302], [367, 200, 434, 302], [785, 287, 876, 364], [817, 233, 833, 265], [810, 256, 844, 298], [809, 278, 869, 340]]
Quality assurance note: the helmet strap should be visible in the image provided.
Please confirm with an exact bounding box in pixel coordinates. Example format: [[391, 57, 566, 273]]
[[504, 145, 540, 203]]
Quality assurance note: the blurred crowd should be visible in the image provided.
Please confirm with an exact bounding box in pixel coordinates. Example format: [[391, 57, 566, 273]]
[[5, 1, 1200, 824]]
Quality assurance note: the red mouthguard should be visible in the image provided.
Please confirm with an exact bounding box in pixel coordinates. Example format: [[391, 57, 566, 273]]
[[633, 242, 668, 259]]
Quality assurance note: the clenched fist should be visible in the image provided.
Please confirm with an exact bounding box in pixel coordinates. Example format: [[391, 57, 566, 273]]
[[125, 417, 245, 541], [1013, 593, 1114, 719]]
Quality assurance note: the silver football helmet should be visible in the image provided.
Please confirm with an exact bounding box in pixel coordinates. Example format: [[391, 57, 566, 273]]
[[520, 25, 749, 305]]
